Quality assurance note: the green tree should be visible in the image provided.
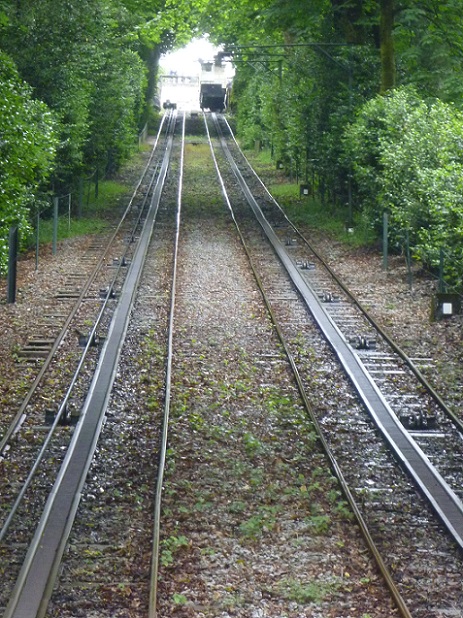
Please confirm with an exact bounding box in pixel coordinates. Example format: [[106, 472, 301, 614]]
[[379, 0, 395, 92], [120, 0, 210, 118], [0, 51, 57, 272], [1, 0, 109, 187], [1, 0, 212, 186], [85, 46, 146, 175], [0, 0, 156, 187], [343, 86, 463, 285], [394, 0, 463, 101]]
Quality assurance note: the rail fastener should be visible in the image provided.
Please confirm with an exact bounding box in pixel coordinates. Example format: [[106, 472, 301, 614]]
[[348, 335, 377, 350], [319, 291, 340, 303], [297, 259, 315, 270], [285, 237, 297, 246], [99, 286, 117, 300], [111, 257, 130, 267], [45, 403, 78, 426], [399, 411, 437, 431], [76, 330, 103, 348]]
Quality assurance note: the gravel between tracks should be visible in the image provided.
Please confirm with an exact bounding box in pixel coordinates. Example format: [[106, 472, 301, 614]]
[[2, 203, 460, 422], [305, 230, 463, 418], [1, 138, 462, 616]]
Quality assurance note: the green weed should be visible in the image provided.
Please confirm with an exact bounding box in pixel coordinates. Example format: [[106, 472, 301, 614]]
[[239, 506, 280, 539], [276, 576, 339, 603], [160, 535, 189, 567], [243, 432, 264, 457], [308, 514, 331, 535]]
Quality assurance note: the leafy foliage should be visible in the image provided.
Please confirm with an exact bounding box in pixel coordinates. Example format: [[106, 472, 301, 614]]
[[0, 51, 57, 272], [395, 1, 463, 101], [84, 47, 147, 176], [3, 0, 463, 287], [207, 0, 463, 288], [0, 0, 209, 270], [0, 0, 150, 188], [343, 86, 463, 285]]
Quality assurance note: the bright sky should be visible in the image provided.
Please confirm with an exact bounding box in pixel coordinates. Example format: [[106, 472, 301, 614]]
[[160, 37, 219, 77], [159, 36, 234, 110]]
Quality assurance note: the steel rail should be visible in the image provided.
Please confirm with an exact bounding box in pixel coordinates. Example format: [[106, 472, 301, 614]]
[[3, 111, 177, 618], [0, 114, 170, 456], [206, 114, 413, 618], [0, 284, 112, 541], [220, 115, 463, 434], [212, 114, 463, 552], [148, 112, 185, 618], [0, 114, 173, 542]]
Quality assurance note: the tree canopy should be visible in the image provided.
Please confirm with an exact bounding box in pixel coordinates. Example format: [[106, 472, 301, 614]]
[[2, 0, 463, 284], [199, 0, 463, 288], [0, 0, 207, 272], [0, 50, 57, 271]]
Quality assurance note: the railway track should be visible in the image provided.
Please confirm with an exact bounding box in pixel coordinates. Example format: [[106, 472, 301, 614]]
[[206, 112, 463, 615], [1, 111, 462, 617], [211, 113, 463, 533], [0, 110, 180, 618]]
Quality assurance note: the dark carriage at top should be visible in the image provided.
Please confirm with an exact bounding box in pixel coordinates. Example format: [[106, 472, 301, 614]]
[[199, 56, 228, 112]]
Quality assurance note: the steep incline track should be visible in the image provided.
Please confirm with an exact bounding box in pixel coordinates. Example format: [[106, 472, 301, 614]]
[[205, 112, 463, 616], [213, 113, 463, 549], [1, 113, 462, 618], [2, 112, 180, 618]]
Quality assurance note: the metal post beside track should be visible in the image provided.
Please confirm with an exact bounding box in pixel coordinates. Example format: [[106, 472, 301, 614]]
[[7, 225, 19, 303], [52, 197, 58, 255]]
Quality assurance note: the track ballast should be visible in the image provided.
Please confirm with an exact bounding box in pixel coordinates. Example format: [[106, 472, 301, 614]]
[[0, 112, 462, 618]]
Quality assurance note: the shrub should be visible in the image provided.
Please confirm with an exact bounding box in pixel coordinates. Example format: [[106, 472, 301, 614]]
[[343, 86, 463, 287], [0, 51, 57, 272]]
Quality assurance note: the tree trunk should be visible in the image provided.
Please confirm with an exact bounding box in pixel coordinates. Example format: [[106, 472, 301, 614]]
[[140, 44, 161, 124], [380, 0, 395, 92]]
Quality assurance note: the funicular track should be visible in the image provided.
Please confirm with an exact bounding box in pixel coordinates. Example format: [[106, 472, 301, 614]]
[[2, 109, 463, 618], [205, 112, 463, 616], [0, 112, 172, 455], [156, 114, 405, 617], [44, 113, 406, 618], [1, 111, 183, 618]]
